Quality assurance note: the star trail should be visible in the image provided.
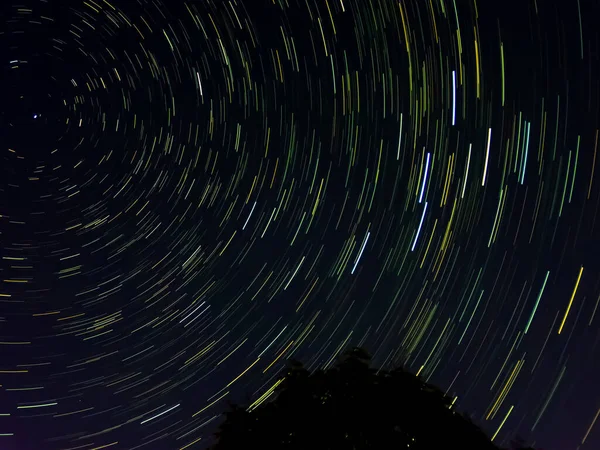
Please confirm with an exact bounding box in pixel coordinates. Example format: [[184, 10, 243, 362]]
[[1, 0, 600, 448]]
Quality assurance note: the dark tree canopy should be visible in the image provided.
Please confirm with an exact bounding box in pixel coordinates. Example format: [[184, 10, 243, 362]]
[[212, 347, 505, 450]]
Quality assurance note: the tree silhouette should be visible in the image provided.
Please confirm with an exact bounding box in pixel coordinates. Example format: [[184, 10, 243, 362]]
[[212, 347, 504, 450]]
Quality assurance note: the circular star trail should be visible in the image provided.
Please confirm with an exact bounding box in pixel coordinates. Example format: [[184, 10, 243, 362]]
[[1, 0, 600, 448]]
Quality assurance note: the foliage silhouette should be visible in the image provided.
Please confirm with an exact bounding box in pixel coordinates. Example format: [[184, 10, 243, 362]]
[[212, 347, 506, 450]]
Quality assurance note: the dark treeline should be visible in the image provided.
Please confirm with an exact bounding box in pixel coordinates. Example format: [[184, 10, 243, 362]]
[[211, 347, 538, 450]]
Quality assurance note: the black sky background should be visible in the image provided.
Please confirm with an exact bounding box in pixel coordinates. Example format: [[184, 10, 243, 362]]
[[2, 0, 600, 449]]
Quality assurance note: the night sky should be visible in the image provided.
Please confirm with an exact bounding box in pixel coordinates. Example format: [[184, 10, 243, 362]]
[[1, 0, 600, 448]]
